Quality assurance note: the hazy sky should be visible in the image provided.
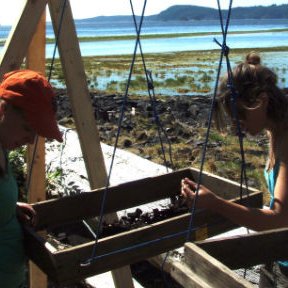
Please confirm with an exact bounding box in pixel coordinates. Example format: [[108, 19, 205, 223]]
[[0, 0, 286, 25]]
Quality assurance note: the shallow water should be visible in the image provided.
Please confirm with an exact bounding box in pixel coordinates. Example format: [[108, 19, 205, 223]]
[[82, 51, 288, 96], [43, 31, 288, 58]]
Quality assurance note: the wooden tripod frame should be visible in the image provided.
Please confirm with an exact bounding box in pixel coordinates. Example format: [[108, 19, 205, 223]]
[[3, 1, 285, 287]]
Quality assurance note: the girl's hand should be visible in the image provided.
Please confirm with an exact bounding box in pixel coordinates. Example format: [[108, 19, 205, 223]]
[[16, 202, 37, 227], [181, 177, 217, 209]]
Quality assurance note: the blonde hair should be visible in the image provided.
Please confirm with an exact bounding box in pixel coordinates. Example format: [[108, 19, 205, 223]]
[[214, 52, 288, 170]]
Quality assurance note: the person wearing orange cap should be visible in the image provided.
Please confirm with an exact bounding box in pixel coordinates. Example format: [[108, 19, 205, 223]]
[[0, 69, 62, 287]]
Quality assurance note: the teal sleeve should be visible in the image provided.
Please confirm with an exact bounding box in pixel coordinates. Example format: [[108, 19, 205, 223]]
[[0, 165, 26, 286]]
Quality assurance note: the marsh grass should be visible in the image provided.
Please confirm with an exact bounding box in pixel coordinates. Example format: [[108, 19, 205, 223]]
[[47, 47, 288, 96]]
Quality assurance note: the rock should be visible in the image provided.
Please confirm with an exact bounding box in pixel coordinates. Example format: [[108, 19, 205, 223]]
[[123, 138, 133, 148]]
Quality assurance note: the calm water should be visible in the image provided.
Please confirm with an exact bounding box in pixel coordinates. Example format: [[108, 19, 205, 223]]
[[1, 19, 288, 57], [58, 19, 288, 37], [55, 19, 288, 57], [48, 31, 285, 57]]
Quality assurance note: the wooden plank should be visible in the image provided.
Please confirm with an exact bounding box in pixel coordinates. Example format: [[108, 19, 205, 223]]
[[189, 168, 260, 200], [184, 242, 254, 288], [47, 0, 107, 190], [24, 228, 58, 278], [0, 0, 48, 76], [171, 261, 212, 288], [196, 227, 288, 269], [33, 168, 261, 229], [33, 168, 192, 229], [47, 1, 133, 287], [25, 191, 262, 284], [26, 10, 48, 288]]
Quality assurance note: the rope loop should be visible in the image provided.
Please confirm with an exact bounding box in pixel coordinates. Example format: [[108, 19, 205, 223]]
[[222, 43, 230, 56], [213, 38, 230, 56], [147, 70, 154, 90]]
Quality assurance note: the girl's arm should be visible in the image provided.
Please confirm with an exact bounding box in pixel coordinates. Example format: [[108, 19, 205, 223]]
[[181, 167, 288, 231]]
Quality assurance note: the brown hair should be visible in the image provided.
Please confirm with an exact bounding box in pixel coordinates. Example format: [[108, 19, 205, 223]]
[[214, 52, 288, 170], [215, 52, 287, 127]]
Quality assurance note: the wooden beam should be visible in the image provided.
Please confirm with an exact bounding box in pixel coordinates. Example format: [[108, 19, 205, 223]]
[[196, 227, 288, 269], [47, 1, 133, 287], [32, 168, 262, 229], [33, 168, 192, 229], [182, 242, 254, 288], [47, 0, 107, 189], [0, 0, 48, 76], [171, 261, 212, 288], [26, 11, 47, 208], [26, 9, 48, 288]]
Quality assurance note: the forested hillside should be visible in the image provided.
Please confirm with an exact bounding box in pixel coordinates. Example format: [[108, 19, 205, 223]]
[[77, 4, 288, 23]]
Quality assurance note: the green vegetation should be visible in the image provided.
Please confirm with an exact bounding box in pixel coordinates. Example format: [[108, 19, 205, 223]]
[[9, 148, 27, 201], [88, 92, 268, 202], [46, 47, 288, 97]]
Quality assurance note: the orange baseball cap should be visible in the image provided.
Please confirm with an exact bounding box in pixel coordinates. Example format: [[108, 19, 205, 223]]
[[0, 69, 62, 142]]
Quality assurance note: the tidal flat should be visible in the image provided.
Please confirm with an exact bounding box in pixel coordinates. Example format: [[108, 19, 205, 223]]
[[49, 47, 288, 96]]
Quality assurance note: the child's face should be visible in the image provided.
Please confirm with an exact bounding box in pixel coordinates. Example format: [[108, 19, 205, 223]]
[[236, 94, 268, 136], [0, 103, 36, 150]]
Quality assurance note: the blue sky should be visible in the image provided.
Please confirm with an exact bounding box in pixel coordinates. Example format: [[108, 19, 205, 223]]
[[0, 0, 286, 25]]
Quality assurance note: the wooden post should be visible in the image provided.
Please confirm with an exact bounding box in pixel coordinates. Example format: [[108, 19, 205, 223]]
[[26, 9, 46, 205], [47, 1, 134, 287], [0, 0, 48, 77], [26, 10, 48, 288]]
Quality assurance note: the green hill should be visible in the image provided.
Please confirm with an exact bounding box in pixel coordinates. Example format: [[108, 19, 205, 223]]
[[78, 4, 288, 23], [155, 4, 288, 20]]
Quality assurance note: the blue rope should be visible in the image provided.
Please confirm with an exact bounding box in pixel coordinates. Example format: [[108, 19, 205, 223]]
[[86, 0, 177, 265], [185, 0, 249, 242], [81, 228, 196, 266], [48, 0, 68, 81], [82, 0, 250, 274], [80, 211, 230, 268], [183, 0, 235, 240], [160, 0, 238, 273], [216, 0, 249, 201], [84, 0, 149, 264], [129, 4, 174, 286], [130, 1, 174, 171]]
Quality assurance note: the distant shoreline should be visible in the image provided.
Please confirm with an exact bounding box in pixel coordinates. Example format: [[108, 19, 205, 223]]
[[49, 28, 288, 43], [1, 28, 287, 46]]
